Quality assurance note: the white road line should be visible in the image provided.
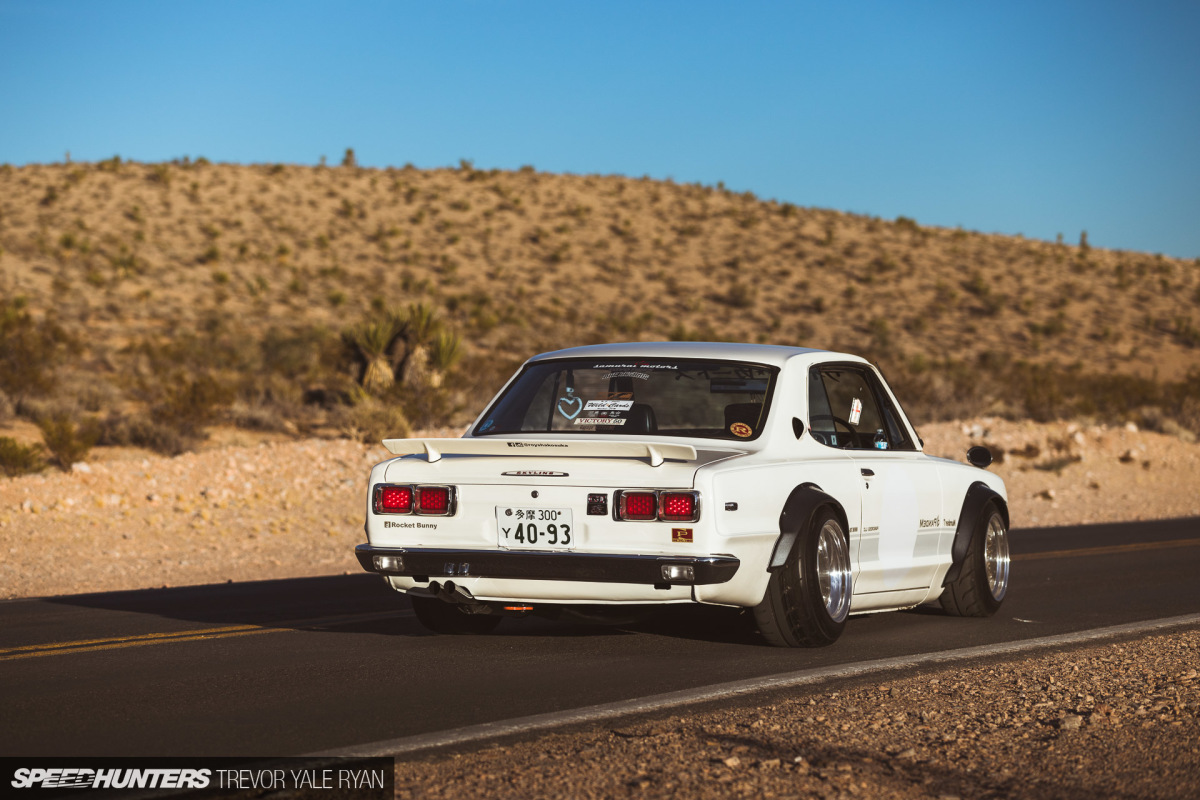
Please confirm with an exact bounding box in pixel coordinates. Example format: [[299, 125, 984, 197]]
[[312, 612, 1200, 759]]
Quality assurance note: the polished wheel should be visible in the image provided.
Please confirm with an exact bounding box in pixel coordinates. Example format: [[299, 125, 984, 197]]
[[754, 506, 849, 647], [815, 519, 852, 623], [939, 499, 1009, 617], [983, 512, 1010, 602]]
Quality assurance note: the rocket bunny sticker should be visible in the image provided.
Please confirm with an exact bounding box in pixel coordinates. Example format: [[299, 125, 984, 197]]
[[557, 386, 583, 420], [849, 397, 863, 426]]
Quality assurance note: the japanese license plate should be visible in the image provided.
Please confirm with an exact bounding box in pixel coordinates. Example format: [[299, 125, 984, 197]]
[[496, 506, 575, 551]]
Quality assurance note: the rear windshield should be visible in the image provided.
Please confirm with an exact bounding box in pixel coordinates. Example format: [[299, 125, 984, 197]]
[[473, 358, 780, 441]]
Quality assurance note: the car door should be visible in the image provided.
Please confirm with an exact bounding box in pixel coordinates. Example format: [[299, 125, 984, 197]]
[[811, 365, 944, 598]]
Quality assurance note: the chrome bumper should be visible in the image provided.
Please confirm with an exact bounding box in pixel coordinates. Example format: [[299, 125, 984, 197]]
[[355, 544, 740, 586]]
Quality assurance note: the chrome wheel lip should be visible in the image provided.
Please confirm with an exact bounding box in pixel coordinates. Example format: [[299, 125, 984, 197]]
[[983, 512, 1010, 602], [815, 519, 852, 623]]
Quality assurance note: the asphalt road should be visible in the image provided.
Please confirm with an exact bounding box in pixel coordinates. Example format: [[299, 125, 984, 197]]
[[2, 517, 1198, 757]]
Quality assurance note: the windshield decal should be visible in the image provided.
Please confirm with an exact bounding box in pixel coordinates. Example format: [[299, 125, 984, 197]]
[[557, 387, 583, 420], [574, 417, 626, 426], [602, 371, 650, 381], [849, 397, 863, 426], [593, 363, 678, 370], [730, 422, 753, 438], [584, 399, 634, 411]]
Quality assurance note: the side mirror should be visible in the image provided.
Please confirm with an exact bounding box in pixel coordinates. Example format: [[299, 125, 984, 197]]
[[792, 417, 805, 439], [966, 445, 993, 469]]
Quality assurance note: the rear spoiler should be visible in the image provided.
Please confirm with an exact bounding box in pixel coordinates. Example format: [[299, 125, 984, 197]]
[[381, 438, 698, 467]]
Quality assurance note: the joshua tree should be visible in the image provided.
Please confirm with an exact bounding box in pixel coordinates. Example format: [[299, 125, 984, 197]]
[[344, 311, 404, 394]]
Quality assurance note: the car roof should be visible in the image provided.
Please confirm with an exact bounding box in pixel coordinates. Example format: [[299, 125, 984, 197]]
[[527, 341, 869, 369]]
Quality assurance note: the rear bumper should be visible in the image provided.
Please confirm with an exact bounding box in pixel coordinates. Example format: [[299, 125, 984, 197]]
[[355, 544, 740, 586]]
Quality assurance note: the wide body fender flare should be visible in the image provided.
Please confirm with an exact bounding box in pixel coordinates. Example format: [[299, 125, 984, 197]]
[[767, 484, 849, 572], [942, 481, 1009, 585]]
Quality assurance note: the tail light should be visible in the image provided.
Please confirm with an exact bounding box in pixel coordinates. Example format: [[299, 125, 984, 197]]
[[616, 490, 700, 522], [373, 484, 456, 516], [415, 485, 454, 516], [374, 484, 413, 514], [659, 491, 700, 522], [619, 491, 658, 521]]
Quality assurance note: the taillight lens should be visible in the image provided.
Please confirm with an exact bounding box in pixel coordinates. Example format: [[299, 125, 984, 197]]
[[415, 486, 453, 515], [375, 485, 413, 514], [619, 491, 658, 521], [659, 492, 699, 522]]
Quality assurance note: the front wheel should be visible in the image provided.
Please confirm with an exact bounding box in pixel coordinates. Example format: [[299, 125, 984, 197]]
[[940, 501, 1010, 617], [754, 508, 852, 647], [410, 597, 502, 634]]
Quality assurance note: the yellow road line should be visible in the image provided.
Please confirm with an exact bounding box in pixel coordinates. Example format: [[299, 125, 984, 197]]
[[0, 609, 412, 662], [0, 623, 265, 655], [1013, 537, 1200, 562]]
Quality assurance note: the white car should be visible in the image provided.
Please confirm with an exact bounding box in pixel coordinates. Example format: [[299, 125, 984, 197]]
[[355, 342, 1010, 647]]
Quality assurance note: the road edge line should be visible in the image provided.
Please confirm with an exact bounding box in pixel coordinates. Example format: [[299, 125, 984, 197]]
[[312, 612, 1200, 759]]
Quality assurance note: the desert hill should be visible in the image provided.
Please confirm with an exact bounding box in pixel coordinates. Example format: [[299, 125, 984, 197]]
[[1, 158, 1198, 464]]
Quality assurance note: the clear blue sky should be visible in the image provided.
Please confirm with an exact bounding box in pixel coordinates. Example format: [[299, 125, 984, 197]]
[[2, 0, 1198, 257]]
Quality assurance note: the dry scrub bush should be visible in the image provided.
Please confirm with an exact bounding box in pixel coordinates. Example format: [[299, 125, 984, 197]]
[[0, 298, 71, 399], [0, 437, 45, 477], [36, 413, 100, 470], [332, 397, 410, 443]]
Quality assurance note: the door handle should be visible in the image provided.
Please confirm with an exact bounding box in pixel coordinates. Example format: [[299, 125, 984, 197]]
[[860, 468, 875, 477]]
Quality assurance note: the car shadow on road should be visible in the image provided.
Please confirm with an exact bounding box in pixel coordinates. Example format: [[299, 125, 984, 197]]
[[39, 573, 407, 634], [35, 574, 764, 646]]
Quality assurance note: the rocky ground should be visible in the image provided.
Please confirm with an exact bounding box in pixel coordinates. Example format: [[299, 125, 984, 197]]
[[395, 629, 1200, 799]]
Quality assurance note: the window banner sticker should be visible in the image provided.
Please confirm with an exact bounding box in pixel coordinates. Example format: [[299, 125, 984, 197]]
[[557, 388, 582, 420], [574, 417, 626, 426], [601, 371, 651, 381], [849, 397, 863, 426], [584, 400, 634, 411]]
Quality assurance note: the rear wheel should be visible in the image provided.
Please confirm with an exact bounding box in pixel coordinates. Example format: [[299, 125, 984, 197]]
[[940, 501, 1009, 617], [754, 508, 852, 647], [410, 597, 502, 634]]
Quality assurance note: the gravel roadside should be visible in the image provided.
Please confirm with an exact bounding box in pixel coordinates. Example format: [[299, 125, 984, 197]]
[[394, 628, 1200, 799]]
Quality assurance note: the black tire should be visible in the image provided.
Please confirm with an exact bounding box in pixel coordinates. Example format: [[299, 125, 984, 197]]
[[753, 507, 852, 647], [940, 501, 1010, 617], [410, 597, 502, 635]]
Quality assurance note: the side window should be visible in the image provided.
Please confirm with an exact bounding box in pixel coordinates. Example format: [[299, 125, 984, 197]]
[[807, 367, 839, 447], [812, 366, 887, 450], [868, 372, 917, 451]]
